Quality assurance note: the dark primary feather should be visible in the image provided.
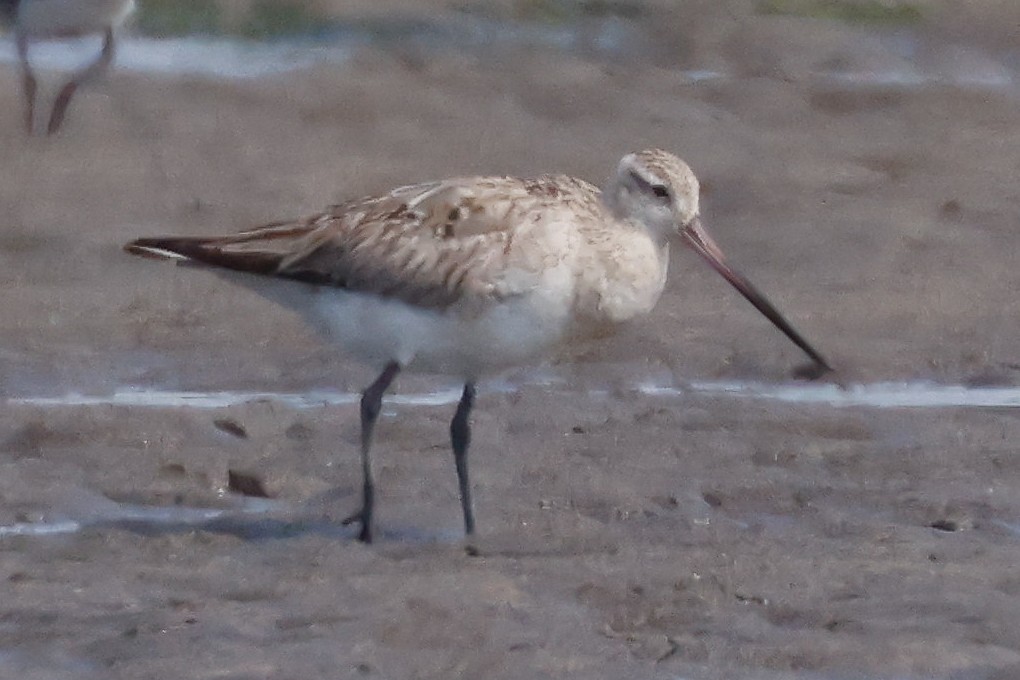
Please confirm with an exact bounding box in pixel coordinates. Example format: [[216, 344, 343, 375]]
[[125, 214, 329, 275], [125, 235, 284, 274]]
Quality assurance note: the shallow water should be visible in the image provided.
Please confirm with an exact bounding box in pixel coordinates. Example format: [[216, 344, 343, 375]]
[[0, 17, 1015, 91], [12, 379, 1020, 411], [0, 14, 645, 78], [655, 380, 1020, 408], [0, 36, 354, 79]]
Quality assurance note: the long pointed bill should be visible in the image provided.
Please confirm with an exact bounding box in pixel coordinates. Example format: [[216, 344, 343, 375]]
[[682, 217, 832, 372]]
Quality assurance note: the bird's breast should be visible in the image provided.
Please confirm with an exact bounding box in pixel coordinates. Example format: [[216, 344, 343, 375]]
[[572, 232, 669, 327]]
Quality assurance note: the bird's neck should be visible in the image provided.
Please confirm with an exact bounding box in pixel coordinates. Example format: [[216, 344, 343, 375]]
[[600, 187, 673, 249], [572, 220, 671, 327]]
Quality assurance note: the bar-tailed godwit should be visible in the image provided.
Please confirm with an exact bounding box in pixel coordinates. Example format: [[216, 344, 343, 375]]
[[124, 149, 831, 543], [3, 0, 135, 134]]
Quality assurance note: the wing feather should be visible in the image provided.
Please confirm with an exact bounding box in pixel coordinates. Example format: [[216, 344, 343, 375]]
[[125, 175, 602, 309]]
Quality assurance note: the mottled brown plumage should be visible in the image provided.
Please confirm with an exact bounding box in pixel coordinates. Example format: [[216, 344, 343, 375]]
[[128, 173, 610, 312]]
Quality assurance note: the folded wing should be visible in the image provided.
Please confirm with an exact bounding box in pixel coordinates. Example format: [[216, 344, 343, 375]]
[[125, 177, 557, 309]]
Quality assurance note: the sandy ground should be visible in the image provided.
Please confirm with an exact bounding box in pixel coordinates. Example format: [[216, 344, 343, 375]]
[[3, 2, 1020, 678]]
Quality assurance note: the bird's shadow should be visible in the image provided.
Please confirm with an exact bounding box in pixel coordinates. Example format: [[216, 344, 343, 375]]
[[95, 514, 357, 541], [87, 488, 462, 545]]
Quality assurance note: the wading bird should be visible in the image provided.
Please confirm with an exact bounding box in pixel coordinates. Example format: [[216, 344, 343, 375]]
[[124, 149, 831, 543], [2, 0, 135, 134]]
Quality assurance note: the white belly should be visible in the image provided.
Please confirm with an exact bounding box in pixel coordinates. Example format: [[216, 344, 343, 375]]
[[17, 0, 134, 37], [208, 268, 575, 380], [313, 291, 571, 379]]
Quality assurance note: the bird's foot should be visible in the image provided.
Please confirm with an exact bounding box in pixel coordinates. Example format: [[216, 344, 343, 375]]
[[340, 510, 372, 543]]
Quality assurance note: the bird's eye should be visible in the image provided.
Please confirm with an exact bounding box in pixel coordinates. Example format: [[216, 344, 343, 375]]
[[629, 170, 671, 201]]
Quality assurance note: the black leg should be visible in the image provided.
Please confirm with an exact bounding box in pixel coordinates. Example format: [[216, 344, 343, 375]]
[[15, 32, 35, 134], [451, 383, 477, 536], [47, 27, 116, 135], [356, 362, 400, 543]]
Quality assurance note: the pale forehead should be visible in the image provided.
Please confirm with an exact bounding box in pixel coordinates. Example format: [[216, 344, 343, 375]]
[[632, 148, 695, 181]]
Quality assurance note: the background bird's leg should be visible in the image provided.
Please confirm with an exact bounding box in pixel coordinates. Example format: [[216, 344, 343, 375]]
[[451, 383, 477, 536], [15, 32, 35, 134], [47, 26, 116, 135], [351, 362, 401, 543]]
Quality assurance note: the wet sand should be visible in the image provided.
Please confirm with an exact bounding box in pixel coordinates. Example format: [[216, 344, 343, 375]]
[[3, 2, 1020, 678]]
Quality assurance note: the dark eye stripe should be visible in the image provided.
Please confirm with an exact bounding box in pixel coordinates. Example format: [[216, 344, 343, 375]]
[[629, 170, 671, 201]]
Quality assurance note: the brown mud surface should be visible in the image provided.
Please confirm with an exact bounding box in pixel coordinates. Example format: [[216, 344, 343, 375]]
[[3, 2, 1020, 678]]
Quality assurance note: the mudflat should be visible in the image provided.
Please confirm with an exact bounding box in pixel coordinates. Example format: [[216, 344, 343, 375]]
[[2, 2, 1020, 678]]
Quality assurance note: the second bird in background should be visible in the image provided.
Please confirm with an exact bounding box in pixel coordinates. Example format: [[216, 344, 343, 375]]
[[2, 0, 135, 134]]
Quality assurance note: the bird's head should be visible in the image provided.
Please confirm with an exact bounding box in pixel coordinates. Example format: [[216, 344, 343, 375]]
[[607, 148, 832, 373]]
